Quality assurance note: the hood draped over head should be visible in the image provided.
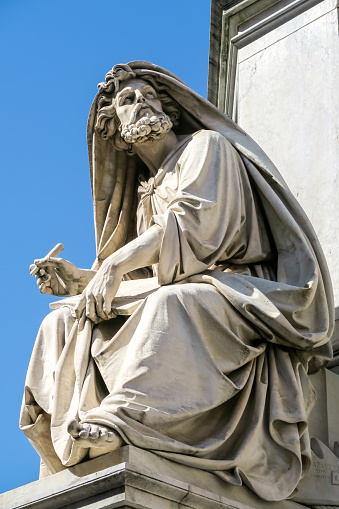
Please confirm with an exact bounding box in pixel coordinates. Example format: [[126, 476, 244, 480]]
[[87, 62, 207, 267]]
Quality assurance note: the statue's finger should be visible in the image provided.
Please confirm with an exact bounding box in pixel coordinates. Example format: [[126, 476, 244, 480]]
[[38, 281, 48, 290], [86, 295, 95, 320], [37, 274, 51, 285], [34, 257, 62, 268], [36, 269, 51, 280], [29, 263, 37, 274], [40, 278, 51, 286], [33, 268, 46, 278], [74, 296, 86, 321], [30, 264, 39, 276], [35, 268, 44, 280], [86, 295, 100, 323], [39, 283, 53, 295], [95, 294, 108, 320], [78, 310, 86, 331], [103, 293, 113, 316]]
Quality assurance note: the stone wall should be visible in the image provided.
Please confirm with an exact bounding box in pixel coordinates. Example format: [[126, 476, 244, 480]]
[[208, 0, 339, 305]]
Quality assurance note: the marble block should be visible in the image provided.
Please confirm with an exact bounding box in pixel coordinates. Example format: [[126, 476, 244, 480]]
[[308, 368, 339, 452], [288, 368, 339, 506], [0, 446, 309, 509], [237, 0, 339, 305]]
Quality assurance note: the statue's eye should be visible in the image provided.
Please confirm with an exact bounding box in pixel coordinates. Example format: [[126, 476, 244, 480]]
[[145, 91, 155, 99], [122, 94, 134, 105]]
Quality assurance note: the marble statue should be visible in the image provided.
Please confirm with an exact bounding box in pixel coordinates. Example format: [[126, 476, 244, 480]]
[[21, 61, 334, 502]]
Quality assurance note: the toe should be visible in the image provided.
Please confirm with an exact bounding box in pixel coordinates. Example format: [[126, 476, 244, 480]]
[[107, 431, 124, 449], [106, 432, 116, 443], [99, 427, 108, 440], [89, 424, 100, 439], [79, 423, 91, 439], [67, 419, 81, 438]]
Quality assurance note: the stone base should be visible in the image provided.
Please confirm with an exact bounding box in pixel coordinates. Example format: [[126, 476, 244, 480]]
[[0, 446, 311, 509]]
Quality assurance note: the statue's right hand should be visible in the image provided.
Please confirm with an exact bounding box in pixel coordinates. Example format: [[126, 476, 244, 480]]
[[30, 257, 83, 296]]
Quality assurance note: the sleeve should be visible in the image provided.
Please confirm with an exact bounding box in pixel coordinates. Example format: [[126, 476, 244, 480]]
[[150, 131, 250, 285]]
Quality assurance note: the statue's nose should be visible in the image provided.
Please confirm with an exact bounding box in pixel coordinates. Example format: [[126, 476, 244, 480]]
[[136, 91, 146, 103]]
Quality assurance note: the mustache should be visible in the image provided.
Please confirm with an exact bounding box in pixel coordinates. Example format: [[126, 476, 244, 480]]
[[130, 102, 164, 124]]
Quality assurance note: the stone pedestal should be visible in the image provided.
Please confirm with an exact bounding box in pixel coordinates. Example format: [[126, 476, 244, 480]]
[[0, 446, 311, 509]]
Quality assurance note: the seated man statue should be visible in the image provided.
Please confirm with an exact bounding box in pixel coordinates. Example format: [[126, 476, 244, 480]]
[[20, 61, 334, 502]]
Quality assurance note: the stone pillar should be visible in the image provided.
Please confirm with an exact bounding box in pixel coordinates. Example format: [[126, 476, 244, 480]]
[[208, 0, 339, 306]]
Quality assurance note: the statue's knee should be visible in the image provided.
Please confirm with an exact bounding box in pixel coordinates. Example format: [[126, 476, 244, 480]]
[[40, 306, 74, 330], [146, 284, 186, 308]]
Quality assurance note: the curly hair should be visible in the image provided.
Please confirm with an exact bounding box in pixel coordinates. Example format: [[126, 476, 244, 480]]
[[95, 64, 181, 149]]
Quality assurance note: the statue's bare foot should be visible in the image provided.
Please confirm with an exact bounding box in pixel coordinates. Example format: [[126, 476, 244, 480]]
[[67, 419, 123, 450]]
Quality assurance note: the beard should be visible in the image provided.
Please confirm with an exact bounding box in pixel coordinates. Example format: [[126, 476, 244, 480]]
[[121, 111, 173, 145]]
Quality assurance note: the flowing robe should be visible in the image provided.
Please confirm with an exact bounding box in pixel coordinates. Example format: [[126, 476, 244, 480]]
[[20, 130, 332, 501]]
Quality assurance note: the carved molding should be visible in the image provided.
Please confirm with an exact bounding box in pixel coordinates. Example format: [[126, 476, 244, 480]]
[[208, 0, 324, 117], [312, 506, 339, 508]]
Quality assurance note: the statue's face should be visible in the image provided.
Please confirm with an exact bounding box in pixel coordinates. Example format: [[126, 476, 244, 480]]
[[115, 78, 173, 145], [115, 79, 163, 126]]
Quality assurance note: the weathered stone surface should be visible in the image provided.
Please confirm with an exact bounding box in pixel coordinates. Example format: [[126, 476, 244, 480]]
[[293, 438, 339, 506], [0, 446, 310, 509], [211, 0, 339, 305], [238, 0, 339, 306], [289, 368, 339, 506], [308, 369, 339, 452]]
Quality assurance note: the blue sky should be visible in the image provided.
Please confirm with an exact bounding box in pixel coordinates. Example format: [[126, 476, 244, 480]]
[[0, 0, 211, 494]]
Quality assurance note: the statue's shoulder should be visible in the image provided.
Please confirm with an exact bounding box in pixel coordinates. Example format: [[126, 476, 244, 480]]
[[191, 129, 230, 146], [179, 130, 235, 166]]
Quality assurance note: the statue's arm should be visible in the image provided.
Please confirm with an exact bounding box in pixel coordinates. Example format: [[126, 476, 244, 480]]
[[74, 224, 163, 323]]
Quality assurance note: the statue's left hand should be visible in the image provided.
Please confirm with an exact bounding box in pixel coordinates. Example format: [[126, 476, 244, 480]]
[[74, 259, 123, 324]]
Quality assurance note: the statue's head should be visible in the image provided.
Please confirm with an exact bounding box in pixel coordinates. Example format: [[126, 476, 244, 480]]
[[95, 64, 181, 151]]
